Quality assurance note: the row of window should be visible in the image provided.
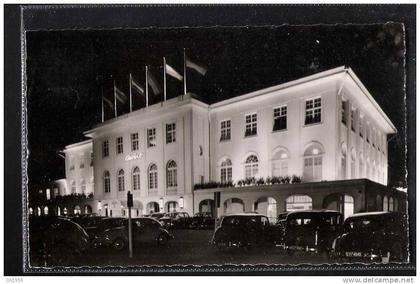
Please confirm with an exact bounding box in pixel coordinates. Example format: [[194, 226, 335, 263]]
[[220, 98, 321, 142], [69, 179, 93, 194], [69, 152, 94, 171], [102, 160, 178, 193], [341, 99, 386, 153], [102, 123, 176, 158]]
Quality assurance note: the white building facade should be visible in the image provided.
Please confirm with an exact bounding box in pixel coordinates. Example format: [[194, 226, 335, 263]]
[[57, 66, 399, 219]]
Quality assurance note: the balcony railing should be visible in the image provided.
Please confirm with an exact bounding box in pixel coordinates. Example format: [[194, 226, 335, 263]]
[[194, 175, 302, 190]]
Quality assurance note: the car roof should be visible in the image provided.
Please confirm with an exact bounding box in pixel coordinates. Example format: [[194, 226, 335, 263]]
[[222, 213, 267, 217], [346, 211, 399, 219]]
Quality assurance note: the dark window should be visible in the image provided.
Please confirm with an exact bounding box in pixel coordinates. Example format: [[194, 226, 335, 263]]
[[273, 106, 287, 131], [220, 120, 231, 141], [245, 113, 257, 137], [305, 98, 321, 125]]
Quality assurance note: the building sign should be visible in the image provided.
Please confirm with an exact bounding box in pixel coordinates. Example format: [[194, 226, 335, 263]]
[[125, 153, 143, 161]]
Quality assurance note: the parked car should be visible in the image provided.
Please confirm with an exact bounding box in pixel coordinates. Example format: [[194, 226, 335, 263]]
[[159, 212, 192, 229], [331, 212, 408, 263], [147, 213, 166, 220], [86, 217, 126, 241], [283, 210, 343, 256], [29, 216, 90, 266], [211, 213, 283, 249], [92, 217, 173, 250], [189, 212, 215, 229]]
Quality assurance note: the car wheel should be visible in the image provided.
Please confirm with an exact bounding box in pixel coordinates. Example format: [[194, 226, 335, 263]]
[[112, 238, 126, 251], [389, 242, 403, 262], [157, 234, 169, 246]]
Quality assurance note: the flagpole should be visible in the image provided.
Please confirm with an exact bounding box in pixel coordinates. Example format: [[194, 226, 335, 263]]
[[145, 66, 149, 108], [183, 48, 187, 96], [163, 57, 167, 102], [129, 73, 133, 112], [113, 80, 117, 117], [101, 86, 104, 123]]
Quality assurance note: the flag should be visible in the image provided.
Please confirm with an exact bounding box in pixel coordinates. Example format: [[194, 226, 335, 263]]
[[186, 57, 207, 76], [131, 77, 144, 95], [103, 96, 114, 109], [115, 86, 127, 104], [147, 71, 161, 95], [165, 63, 183, 81]]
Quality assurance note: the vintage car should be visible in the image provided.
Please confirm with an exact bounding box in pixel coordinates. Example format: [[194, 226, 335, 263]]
[[283, 210, 343, 256], [211, 213, 283, 249], [92, 217, 173, 250], [331, 212, 408, 263], [29, 216, 90, 266], [189, 212, 215, 229], [83, 217, 126, 240], [159, 212, 192, 229]]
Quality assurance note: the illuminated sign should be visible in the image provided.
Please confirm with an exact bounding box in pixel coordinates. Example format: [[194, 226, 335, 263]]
[[125, 153, 143, 161]]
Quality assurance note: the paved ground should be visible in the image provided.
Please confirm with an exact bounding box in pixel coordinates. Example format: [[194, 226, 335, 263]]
[[65, 229, 332, 267]]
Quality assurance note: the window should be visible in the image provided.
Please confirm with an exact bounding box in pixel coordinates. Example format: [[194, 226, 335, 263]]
[[80, 179, 86, 194], [305, 97, 322, 125], [359, 117, 364, 138], [71, 180, 76, 194], [147, 128, 156, 148], [116, 137, 123, 154], [220, 120, 231, 141], [166, 123, 176, 144], [245, 113, 257, 137], [90, 152, 93, 167], [69, 156, 75, 171], [341, 100, 347, 125], [117, 169, 125, 192], [220, 158, 233, 183], [272, 149, 289, 177], [166, 160, 178, 188], [79, 154, 84, 168], [273, 106, 287, 131], [131, 133, 139, 151], [132, 167, 140, 191], [148, 163, 158, 191], [351, 109, 356, 131], [303, 143, 324, 182], [245, 155, 259, 179], [104, 171, 110, 193], [383, 196, 389, 211], [102, 140, 109, 157], [372, 129, 376, 147], [366, 125, 370, 144], [341, 143, 347, 179]]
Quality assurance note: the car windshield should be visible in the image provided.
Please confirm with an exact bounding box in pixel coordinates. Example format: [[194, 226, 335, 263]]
[[287, 213, 342, 227], [222, 216, 269, 227], [345, 216, 384, 232]]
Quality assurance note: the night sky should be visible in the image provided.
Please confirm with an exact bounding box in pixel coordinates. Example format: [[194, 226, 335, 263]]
[[26, 23, 406, 187]]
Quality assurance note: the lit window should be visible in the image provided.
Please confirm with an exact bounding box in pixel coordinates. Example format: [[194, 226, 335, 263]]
[[341, 100, 347, 125], [147, 128, 156, 148], [166, 123, 176, 144], [104, 171, 110, 193], [102, 140, 109, 157], [131, 133, 139, 151], [244, 155, 259, 179], [220, 158, 233, 183], [245, 113, 257, 137], [220, 120, 231, 141], [46, 189, 51, 200], [132, 167, 140, 191], [303, 143, 323, 182], [80, 179, 86, 194], [148, 163, 158, 191], [305, 98, 322, 125], [272, 149, 289, 177], [117, 169, 125, 192], [166, 160, 178, 188], [273, 106, 287, 131], [71, 180, 76, 194], [383, 196, 389, 211], [116, 137, 124, 154], [351, 109, 356, 132]]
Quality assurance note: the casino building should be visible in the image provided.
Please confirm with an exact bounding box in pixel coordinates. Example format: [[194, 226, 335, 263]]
[[49, 66, 404, 220]]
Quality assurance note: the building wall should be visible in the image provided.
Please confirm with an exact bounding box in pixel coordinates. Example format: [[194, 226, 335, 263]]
[[64, 141, 94, 195]]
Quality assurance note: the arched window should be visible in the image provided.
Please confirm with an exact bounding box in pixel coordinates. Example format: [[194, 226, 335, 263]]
[[71, 180, 76, 194], [117, 169, 125, 192], [383, 196, 389, 211], [166, 160, 178, 188], [132, 167, 140, 191], [303, 143, 324, 182], [37, 207, 41, 216], [286, 195, 312, 211], [389, 197, 394, 212], [80, 179, 86, 194], [220, 158, 233, 183], [245, 155, 259, 179], [29, 207, 33, 215], [103, 171, 110, 193], [148, 163, 158, 191], [272, 148, 289, 177]]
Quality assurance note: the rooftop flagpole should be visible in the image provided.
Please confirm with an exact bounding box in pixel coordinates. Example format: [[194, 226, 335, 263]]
[[145, 66, 149, 108], [163, 57, 167, 102], [183, 48, 187, 96], [113, 80, 117, 117], [129, 73, 133, 112], [101, 86, 104, 122]]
